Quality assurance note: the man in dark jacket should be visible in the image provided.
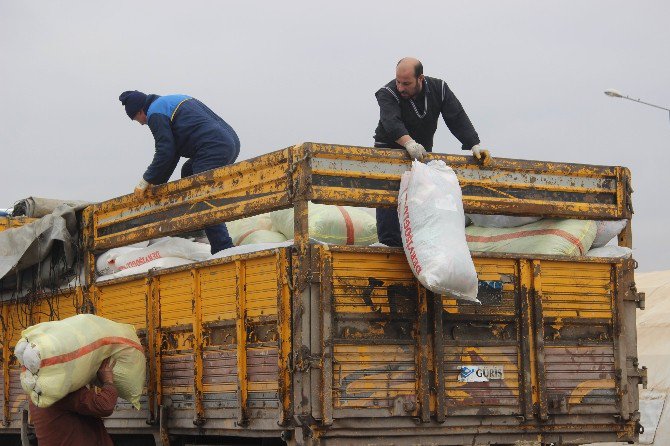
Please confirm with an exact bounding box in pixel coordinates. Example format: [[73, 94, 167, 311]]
[[373, 57, 489, 246], [119, 90, 240, 254], [29, 358, 117, 446]]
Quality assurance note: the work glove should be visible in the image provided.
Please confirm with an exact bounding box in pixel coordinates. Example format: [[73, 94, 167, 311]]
[[471, 144, 491, 165], [134, 178, 150, 198], [403, 139, 427, 161]]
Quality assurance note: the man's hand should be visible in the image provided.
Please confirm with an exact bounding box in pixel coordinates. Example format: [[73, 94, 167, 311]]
[[134, 178, 150, 198], [403, 139, 427, 161], [97, 357, 116, 385], [471, 144, 491, 165]]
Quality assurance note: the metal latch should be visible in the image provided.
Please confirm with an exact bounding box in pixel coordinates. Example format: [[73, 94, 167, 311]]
[[624, 282, 645, 310], [294, 346, 321, 372], [630, 365, 648, 389]]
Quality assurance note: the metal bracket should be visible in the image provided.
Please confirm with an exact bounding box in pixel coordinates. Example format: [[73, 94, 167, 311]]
[[294, 345, 321, 372], [624, 282, 645, 310], [629, 365, 648, 389]]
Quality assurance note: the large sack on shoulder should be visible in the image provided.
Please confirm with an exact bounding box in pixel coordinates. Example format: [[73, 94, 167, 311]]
[[15, 314, 145, 409], [467, 214, 542, 228], [466, 219, 597, 256], [398, 160, 478, 302], [271, 204, 378, 245]]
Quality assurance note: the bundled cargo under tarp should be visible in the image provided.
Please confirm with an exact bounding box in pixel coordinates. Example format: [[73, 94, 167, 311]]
[[12, 197, 90, 218], [0, 204, 85, 281]]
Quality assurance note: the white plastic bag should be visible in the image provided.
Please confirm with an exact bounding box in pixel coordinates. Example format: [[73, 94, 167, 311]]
[[467, 214, 542, 228], [586, 245, 633, 258], [97, 257, 194, 281], [96, 247, 142, 275], [398, 160, 478, 302], [112, 237, 210, 271], [592, 220, 628, 248]]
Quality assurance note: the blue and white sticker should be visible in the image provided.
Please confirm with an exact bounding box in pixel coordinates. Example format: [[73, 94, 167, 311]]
[[458, 365, 504, 382]]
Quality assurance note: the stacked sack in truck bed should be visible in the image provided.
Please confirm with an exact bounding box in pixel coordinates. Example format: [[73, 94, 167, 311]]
[[465, 214, 630, 258], [95, 205, 378, 280], [96, 237, 211, 280]]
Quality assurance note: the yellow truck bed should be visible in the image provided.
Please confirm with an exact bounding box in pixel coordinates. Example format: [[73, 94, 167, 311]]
[[0, 143, 643, 445]]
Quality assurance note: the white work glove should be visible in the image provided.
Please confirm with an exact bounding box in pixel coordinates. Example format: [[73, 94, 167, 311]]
[[471, 144, 491, 164], [403, 139, 427, 161], [134, 178, 150, 197]]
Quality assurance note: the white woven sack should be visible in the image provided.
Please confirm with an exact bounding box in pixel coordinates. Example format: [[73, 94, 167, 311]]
[[592, 220, 628, 248], [112, 237, 210, 270], [467, 214, 542, 228], [398, 160, 478, 302], [96, 246, 142, 275], [16, 314, 146, 409]]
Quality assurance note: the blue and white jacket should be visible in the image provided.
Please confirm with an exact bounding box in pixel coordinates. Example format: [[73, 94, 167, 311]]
[[143, 94, 240, 184]]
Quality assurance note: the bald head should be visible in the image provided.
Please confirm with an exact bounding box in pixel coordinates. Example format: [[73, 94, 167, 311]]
[[395, 57, 424, 99], [396, 57, 423, 79]]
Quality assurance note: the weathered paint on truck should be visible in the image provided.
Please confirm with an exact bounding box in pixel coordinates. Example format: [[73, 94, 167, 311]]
[[0, 143, 644, 445], [0, 217, 35, 232]]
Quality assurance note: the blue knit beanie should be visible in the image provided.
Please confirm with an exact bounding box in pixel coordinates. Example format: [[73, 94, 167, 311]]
[[119, 90, 148, 119]]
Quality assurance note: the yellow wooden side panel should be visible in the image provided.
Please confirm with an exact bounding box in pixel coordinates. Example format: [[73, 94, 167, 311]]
[[97, 279, 148, 329], [0, 217, 36, 232], [30, 293, 79, 324], [158, 271, 194, 327], [2, 302, 31, 349], [541, 261, 612, 319], [332, 250, 415, 314], [200, 263, 236, 323], [333, 344, 416, 409], [245, 257, 278, 318]]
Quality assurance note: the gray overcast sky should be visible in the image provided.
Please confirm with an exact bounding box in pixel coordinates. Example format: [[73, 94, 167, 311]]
[[1, 1, 668, 272]]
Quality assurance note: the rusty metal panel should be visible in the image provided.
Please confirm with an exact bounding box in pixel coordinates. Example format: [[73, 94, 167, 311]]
[[544, 345, 617, 415], [306, 142, 630, 220], [246, 347, 279, 411], [202, 348, 238, 401], [161, 353, 195, 397], [7, 367, 26, 425], [333, 344, 416, 413], [276, 250, 292, 426], [540, 260, 620, 417], [329, 248, 418, 416], [89, 149, 292, 250], [443, 345, 521, 415]]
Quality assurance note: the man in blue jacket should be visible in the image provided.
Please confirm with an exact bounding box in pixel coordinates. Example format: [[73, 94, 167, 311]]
[[119, 90, 240, 254]]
